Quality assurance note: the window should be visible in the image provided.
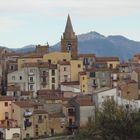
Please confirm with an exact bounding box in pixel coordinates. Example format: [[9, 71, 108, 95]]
[[11, 65, 14, 70], [30, 85, 34, 91], [43, 77, 46, 83], [43, 84, 46, 88], [26, 133, 30, 138], [5, 112, 9, 119], [52, 78, 55, 83], [64, 67, 67, 71], [30, 77, 33, 82], [12, 109, 14, 113], [38, 115, 42, 120], [43, 71, 46, 75], [30, 69, 34, 73], [111, 96, 114, 101], [63, 59, 66, 61], [101, 80, 106, 87], [19, 76, 22, 80], [64, 75, 68, 82], [78, 64, 81, 68], [12, 76, 15, 80], [5, 102, 8, 107], [48, 59, 51, 64], [83, 90, 85, 92], [12, 133, 20, 138], [52, 84, 55, 90], [109, 64, 113, 69], [67, 42, 71, 51], [35, 125, 38, 128], [83, 84, 85, 88], [36, 132, 38, 136], [102, 72, 105, 78], [52, 70, 55, 76], [83, 77, 85, 80]]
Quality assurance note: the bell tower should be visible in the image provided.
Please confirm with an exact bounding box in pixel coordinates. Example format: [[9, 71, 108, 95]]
[[61, 15, 78, 60]]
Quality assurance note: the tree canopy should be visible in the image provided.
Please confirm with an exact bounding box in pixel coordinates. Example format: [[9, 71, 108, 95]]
[[75, 100, 140, 140]]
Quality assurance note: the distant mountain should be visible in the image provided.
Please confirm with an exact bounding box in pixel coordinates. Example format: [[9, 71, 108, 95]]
[[51, 31, 140, 60], [1, 31, 140, 60], [11, 45, 36, 53]]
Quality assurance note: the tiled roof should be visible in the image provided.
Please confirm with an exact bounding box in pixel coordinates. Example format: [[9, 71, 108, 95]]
[[78, 54, 96, 57], [33, 110, 48, 114], [0, 96, 14, 101], [95, 57, 119, 62], [14, 101, 34, 108], [75, 95, 94, 106], [7, 85, 20, 91], [58, 61, 70, 65], [86, 68, 111, 72], [22, 62, 57, 69], [49, 113, 65, 118], [79, 71, 86, 75], [134, 54, 140, 57], [21, 91, 32, 96], [61, 81, 79, 85], [37, 90, 64, 100], [118, 63, 129, 67], [21, 53, 43, 58]]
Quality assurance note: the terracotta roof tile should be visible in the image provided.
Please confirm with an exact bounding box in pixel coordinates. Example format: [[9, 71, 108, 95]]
[[7, 85, 20, 91], [33, 110, 48, 114], [78, 54, 96, 57], [0, 96, 14, 101], [21, 91, 32, 96], [79, 71, 86, 75], [58, 61, 70, 65], [14, 101, 34, 108], [61, 81, 79, 85], [95, 57, 119, 62], [49, 113, 65, 118]]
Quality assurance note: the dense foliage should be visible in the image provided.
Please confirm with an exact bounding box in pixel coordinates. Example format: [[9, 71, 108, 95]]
[[75, 100, 140, 140]]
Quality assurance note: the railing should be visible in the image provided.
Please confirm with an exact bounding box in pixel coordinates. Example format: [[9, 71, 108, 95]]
[[24, 111, 32, 117]]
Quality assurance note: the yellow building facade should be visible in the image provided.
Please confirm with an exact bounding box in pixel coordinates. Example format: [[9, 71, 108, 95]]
[[43, 52, 71, 64], [33, 111, 49, 137], [18, 57, 43, 70], [0, 97, 13, 122], [79, 72, 88, 93], [70, 60, 83, 81]]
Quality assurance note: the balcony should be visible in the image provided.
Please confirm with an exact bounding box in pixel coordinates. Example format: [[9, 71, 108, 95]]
[[24, 111, 32, 117], [28, 72, 34, 76], [24, 120, 32, 128]]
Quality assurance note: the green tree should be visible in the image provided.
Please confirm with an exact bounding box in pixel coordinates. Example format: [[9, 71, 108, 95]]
[[75, 100, 140, 140]]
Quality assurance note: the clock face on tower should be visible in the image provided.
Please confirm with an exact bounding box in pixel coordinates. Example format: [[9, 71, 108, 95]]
[[67, 42, 72, 52]]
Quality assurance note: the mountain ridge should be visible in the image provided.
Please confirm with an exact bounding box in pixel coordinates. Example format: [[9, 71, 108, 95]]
[[1, 31, 140, 60]]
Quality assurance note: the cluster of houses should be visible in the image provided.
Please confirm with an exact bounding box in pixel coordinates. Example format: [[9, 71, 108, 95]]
[[1, 15, 140, 139]]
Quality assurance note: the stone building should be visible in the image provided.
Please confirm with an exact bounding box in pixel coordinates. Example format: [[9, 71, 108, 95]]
[[61, 15, 78, 60]]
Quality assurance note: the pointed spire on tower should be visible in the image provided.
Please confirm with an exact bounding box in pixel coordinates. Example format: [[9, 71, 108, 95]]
[[65, 14, 74, 33]]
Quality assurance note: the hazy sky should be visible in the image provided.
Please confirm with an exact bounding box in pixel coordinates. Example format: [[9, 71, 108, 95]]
[[0, 0, 140, 48]]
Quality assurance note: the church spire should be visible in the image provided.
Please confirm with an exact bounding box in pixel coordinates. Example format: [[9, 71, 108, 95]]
[[65, 14, 74, 33], [61, 15, 78, 60]]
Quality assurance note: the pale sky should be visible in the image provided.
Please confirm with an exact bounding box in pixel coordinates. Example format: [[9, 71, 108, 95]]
[[0, 0, 140, 48]]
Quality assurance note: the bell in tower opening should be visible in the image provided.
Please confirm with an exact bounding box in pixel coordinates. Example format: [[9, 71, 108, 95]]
[[61, 14, 78, 60]]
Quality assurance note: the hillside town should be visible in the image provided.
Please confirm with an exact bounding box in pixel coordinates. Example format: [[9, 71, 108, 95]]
[[1, 15, 140, 140]]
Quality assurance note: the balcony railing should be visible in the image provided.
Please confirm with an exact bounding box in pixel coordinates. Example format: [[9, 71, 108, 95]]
[[24, 111, 32, 117]]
